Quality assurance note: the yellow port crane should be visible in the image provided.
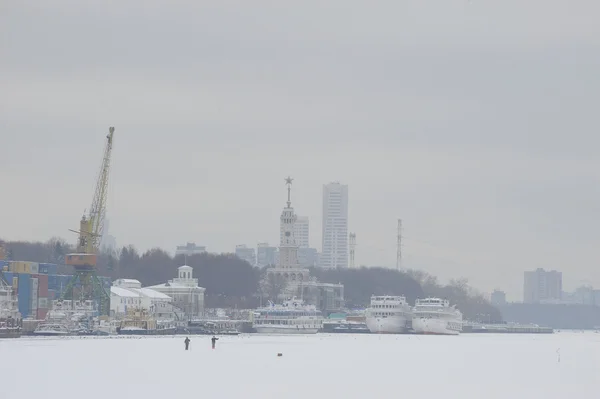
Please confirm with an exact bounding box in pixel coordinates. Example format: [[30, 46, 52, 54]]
[[61, 127, 115, 315]]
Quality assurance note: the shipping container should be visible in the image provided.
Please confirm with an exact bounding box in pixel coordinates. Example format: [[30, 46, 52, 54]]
[[31, 277, 39, 312], [38, 297, 49, 308], [39, 263, 59, 275], [37, 308, 48, 320], [17, 273, 31, 318], [48, 274, 58, 290], [30, 262, 39, 274], [1, 271, 14, 285], [38, 274, 49, 297], [9, 261, 40, 274], [47, 289, 57, 300]]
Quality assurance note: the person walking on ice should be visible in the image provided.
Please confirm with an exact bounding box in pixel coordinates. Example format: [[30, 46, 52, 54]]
[[211, 335, 219, 349], [184, 337, 190, 350]]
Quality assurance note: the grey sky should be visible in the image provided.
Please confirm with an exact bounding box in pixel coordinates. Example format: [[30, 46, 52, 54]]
[[1, 0, 599, 300]]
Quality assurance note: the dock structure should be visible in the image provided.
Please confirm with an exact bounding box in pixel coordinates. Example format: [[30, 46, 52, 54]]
[[462, 321, 553, 334]]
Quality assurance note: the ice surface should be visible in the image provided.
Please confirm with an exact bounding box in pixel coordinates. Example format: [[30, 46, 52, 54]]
[[1, 332, 599, 399]]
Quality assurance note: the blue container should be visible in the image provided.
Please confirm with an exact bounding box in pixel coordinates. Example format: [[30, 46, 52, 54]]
[[18, 273, 32, 318], [2, 271, 14, 284], [39, 263, 59, 275], [48, 274, 58, 291]]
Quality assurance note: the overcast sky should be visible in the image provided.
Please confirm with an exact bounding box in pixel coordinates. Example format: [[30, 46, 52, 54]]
[[1, 0, 599, 300]]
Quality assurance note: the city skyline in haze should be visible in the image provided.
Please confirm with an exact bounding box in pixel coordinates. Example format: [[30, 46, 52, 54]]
[[2, 1, 599, 301]]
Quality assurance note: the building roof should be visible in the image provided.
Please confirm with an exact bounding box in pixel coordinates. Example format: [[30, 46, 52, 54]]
[[147, 282, 206, 291], [116, 278, 141, 284], [130, 288, 172, 300], [178, 265, 192, 271], [110, 286, 141, 298]]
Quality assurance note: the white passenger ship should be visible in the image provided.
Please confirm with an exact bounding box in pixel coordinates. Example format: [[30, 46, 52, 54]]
[[252, 297, 324, 334], [365, 295, 413, 334], [412, 298, 462, 335]]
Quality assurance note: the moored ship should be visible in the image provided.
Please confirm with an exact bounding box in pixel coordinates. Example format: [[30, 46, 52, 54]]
[[117, 308, 176, 335], [412, 298, 462, 335], [365, 295, 413, 334], [0, 278, 22, 338], [252, 297, 324, 334]]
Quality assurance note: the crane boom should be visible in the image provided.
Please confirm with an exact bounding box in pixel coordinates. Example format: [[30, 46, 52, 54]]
[[88, 127, 114, 252], [62, 126, 116, 316]]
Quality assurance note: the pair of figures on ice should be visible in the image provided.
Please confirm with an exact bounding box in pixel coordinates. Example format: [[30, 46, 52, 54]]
[[184, 336, 218, 350]]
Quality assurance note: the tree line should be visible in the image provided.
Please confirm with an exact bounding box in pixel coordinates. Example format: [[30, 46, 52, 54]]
[[0, 238, 502, 321]]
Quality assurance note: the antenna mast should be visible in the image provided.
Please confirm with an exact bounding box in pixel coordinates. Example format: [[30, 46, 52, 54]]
[[396, 219, 402, 270], [349, 233, 356, 268]]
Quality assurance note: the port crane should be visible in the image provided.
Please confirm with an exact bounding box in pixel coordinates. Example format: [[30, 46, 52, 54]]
[[60, 127, 115, 315]]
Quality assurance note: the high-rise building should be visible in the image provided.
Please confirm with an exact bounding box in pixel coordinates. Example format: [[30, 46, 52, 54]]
[[235, 245, 256, 266], [490, 290, 507, 306], [321, 182, 349, 269], [100, 218, 117, 253], [523, 268, 562, 303], [175, 242, 207, 256], [294, 216, 310, 248], [256, 243, 278, 268]]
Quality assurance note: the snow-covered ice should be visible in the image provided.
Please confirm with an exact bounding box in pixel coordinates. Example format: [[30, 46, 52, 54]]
[[1, 332, 599, 399]]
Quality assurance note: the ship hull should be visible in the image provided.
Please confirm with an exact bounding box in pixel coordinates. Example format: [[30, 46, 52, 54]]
[[0, 328, 22, 338], [412, 318, 462, 335], [366, 315, 410, 334], [33, 331, 72, 336], [118, 328, 177, 336], [253, 325, 320, 334]]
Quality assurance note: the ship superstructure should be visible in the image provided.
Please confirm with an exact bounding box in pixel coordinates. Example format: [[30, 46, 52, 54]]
[[0, 277, 22, 338], [252, 297, 324, 334], [365, 295, 413, 334], [412, 297, 462, 335]]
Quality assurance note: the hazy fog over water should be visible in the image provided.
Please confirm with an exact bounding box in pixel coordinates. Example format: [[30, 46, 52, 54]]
[[1, 1, 599, 300]]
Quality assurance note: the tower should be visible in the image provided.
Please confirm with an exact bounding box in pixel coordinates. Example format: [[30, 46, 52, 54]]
[[349, 233, 356, 268], [278, 177, 299, 268], [396, 219, 402, 271]]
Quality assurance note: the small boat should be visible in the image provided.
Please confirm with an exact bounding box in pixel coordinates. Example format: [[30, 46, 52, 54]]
[[33, 322, 71, 336], [117, 308, 176, 335]]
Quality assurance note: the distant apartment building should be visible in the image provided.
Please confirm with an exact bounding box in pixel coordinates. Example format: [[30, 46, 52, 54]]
[[523, 268, 562, 303], [235, 244, 256, 266], [298, 247, 319, 268], [175, 242, 207, 256], [321, 182, 349, 269], [256, 243, 278, 268], [100, 218, 117, 253], [490, 290, 507, 306], [294, 216, 310, 248]]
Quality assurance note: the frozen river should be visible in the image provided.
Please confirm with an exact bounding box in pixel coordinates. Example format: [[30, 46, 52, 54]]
[[1, 332, 599, 399]]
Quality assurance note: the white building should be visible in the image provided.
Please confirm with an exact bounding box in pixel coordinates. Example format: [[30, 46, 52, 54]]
[[263, 178, 344, 313], [265, 177, 310, 285], [175, 242, 207, 256], [146, 266, 206, 319], [293, 216, 310, 248], [523, 268, 562, 303], [110, 279, 175, 320], [321, 182, 349, 269]]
